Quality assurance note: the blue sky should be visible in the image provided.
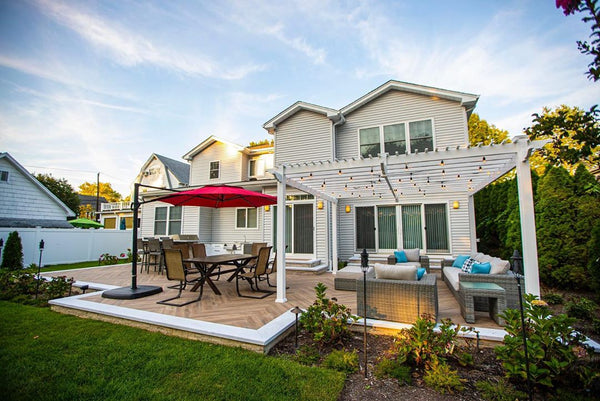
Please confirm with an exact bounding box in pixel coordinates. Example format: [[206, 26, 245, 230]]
[[0, 0, 597, 196]]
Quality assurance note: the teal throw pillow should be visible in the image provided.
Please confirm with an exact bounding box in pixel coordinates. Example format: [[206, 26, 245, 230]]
[[417, 267, 426, 280], [394, 250, 408, 263], [452, 255, 470, 268], [471, 262, 491, 274]]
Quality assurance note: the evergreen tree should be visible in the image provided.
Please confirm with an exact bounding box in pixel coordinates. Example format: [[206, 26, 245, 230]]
[[1, 231, 24, 270]]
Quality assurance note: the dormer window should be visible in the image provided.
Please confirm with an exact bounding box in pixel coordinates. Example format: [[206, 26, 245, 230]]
[[359, 119, 434, 158], [209, 161, 220, 179]]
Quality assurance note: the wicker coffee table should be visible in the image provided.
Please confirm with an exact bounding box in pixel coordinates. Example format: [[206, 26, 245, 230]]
[[459, 281, 506, 325]]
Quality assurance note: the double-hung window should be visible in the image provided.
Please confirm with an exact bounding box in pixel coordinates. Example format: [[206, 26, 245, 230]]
[[209, 161, 220, 179], [154, 206, 182, 235], [236, 208, 257, 229], [248, 159, 257, 177], [0, 170, 9, 182], [359, 119, 433, 157]]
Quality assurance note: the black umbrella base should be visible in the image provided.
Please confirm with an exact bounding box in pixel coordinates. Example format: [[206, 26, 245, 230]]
[[102, 285, 163, 300]]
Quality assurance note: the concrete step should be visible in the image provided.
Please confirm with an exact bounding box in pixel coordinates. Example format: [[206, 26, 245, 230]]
[[284, 258, 322, 268], [285, 263, 329, 274]]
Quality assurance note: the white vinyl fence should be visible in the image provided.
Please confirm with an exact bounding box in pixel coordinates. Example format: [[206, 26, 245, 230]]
[[0, 228, 133, 267]]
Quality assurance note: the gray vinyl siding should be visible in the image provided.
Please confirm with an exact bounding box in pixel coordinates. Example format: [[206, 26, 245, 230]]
[[189, 142, 242, 186], [0, 158, 72, 220], [198, 207, 213, 242], [336, 90, 468, 159], [275, 110, 332, 166], [209, 207, 267, 244]]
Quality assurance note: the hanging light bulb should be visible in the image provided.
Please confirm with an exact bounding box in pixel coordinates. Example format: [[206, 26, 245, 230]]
[[440, 160, 445, 166], [405, 163, 409, 170], [478, 165, 483, 171], [427, 177, 430, 184], [457, 174, 461, 179], [409, 173, 413, 182], [370, 167, 374, 175], [350, 176, 353, 181], [344, 184, 348, 191], [482, 156, 487, 163], [321, 180, 326, 189], [398, 178, 402, 183], [442, 169, 446, 176], [309, 172, 313, 178], [338, 169, 342, 175]]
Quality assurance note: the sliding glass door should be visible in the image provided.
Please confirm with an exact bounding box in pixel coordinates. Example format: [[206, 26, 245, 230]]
[[378, 206, 397, 250], [356, 206, 376, 250], [272, 204, 313, 254], [402, 204, 423, 249], [424, 204, 449, 252]]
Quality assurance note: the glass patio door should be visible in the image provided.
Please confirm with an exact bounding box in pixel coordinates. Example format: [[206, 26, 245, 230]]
[[272, 204, 313, 254], [377, 206, 397, 250], [402, 204, 423, 249], [356, 206, 376, 251], [424, 204, 449, 252]]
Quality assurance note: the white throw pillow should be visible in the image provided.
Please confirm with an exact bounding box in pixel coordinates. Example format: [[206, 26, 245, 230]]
[[374, 263, 417, 280], [403, 248, 420, 262]]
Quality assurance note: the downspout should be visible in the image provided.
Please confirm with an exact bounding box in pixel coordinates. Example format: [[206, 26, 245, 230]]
[[329, 113, 345, 270]]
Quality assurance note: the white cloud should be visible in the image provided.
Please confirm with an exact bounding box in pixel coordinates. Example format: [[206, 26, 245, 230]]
[[34, 0, 265, 79]]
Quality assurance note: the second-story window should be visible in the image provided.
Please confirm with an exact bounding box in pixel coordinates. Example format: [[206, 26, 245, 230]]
[[359, 119, 433, 157], [236, 208, 257, 229], [0, 170, 9, 182], [209, 161, 220, 179], [248, 159, 256, 177]]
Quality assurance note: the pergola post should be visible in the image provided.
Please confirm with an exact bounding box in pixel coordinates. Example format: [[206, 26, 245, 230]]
[[331, 201, 338, 273], [276, 167, 287, 303], [515, 138, 541, 296]]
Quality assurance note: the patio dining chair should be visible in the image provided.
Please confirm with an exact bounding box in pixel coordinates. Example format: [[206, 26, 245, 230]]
[[137, 239, 149, 273], [262, 251, 288, 289], [146, 238, 162, 273], [191, 243, 221, 279], [236, 246, 275, 299], [245, 242, 267, 271], [157, 249, 203, 307]]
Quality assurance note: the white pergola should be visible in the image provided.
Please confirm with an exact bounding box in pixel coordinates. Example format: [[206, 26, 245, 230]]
[[272, 135, 547, 303]]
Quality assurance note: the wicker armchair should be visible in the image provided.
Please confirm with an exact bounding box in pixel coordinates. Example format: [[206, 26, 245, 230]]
[[441, 258, 524, 310], [356, 271, 438, 323]]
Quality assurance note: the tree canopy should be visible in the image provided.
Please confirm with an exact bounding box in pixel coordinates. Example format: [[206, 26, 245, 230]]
[[78, 182, 122, 202], [555, 0, 600, 81], [468, 113, 510, 146], [36, 173, 80, 214], [524, 104, 600, 168]]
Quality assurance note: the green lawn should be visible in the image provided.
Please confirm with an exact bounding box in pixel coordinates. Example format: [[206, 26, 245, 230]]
[[41, 260, 128, 272], [0, 302, 345, 401]]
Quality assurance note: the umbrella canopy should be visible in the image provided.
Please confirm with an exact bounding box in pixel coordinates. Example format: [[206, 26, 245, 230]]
[[155, 185, 277, 208], [69, 218, 104, 229]]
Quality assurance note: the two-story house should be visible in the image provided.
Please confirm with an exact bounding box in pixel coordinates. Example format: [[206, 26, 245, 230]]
[[264, 80, 543, 299]]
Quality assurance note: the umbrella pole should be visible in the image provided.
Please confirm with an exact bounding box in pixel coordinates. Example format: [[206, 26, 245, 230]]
[[131, 183, 139, 290]]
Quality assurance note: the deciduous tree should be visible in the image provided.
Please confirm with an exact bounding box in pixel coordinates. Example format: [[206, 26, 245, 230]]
[[36, 174, 80, 214], [78, 182, 122, 202], [468, 113, 510, 146]]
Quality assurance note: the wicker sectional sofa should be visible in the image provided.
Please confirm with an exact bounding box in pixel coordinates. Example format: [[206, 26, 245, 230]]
[[356, 270, 438, 323], [441, 254, 523, 310]]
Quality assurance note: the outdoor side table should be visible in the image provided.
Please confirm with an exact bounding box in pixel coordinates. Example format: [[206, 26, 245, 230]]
[[459, 281, 506, 326]]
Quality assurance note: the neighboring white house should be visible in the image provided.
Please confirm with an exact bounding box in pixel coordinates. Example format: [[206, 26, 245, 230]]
[[0, 152, 75, 228], [98, 153, 190, 230], [139, 137, 278, 255]]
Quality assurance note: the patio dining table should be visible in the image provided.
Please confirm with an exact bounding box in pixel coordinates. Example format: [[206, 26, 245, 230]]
[[184, 253, 257, 295]]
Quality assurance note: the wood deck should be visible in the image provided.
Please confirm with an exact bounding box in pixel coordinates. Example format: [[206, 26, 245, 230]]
[[45, 264, 500, 331]]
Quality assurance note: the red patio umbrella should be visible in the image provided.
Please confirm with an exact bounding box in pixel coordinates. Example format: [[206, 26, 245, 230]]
[[154, 185, 277, 208]]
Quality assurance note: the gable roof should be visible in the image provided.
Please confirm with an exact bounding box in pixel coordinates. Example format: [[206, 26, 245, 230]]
[[340, 80, 479, 116], [136, 153, 190, 186], [182, 135, 244, 160], [0, 152, 75, 217], [78, 194, 108, 206], [262, 80, 480, 131], [263, 101, 339, 131], [154, 154, 190, 184]]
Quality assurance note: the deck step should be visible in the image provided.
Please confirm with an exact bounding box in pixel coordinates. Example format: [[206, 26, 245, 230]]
[[285, 263, 329, 274], [284, 258, 322, 268]]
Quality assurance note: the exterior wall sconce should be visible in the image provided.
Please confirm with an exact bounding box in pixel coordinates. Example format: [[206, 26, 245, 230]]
[[453, 201, 460, 209], [317, 200, 323, 210], [264, 205, 270, 212], [345, 205, 351, 213]]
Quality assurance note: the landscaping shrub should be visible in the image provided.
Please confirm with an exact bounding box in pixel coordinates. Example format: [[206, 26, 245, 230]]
[[98, 253, 119, 265], [1, 231, 23, 270], [496, 293, 590, 390], [475, 378, 527, 401], [374, 358, 412, 384], [422, 358, 465, 394], [0, 268, 73, 306], [321, 349, 359, 374], [391, 316, 469, 369], [293, 344, 321, 366], [565, 297, 598, 320], [299, 282, 358, 345], [543, 292, 564, 305]]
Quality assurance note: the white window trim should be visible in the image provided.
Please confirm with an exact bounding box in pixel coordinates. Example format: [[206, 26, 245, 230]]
[[357, 118, 436, 157], [154, 206, 182, 236], [248, 159, 257, 178], [235, 207, 258, 229], [209, 160, 220, 180]]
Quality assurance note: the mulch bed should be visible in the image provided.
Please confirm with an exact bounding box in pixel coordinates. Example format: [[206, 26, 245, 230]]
[[269, 326, 599, 401]]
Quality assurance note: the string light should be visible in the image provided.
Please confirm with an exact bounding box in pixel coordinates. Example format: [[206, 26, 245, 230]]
[[440, 160, 444, 166], [482, 156, 487, 163], [405, 164, 409, 170], [344, 184, 348, 191], [321, 181, 326, 189], [309, 172, 313, 178], [338, 169, 342, 175], [370, 167, 374, 175], [478, 165, 483, 171], [442, 169, 446, 176]]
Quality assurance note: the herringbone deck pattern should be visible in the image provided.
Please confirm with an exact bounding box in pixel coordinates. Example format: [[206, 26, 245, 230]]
[[45, 264, 499, 330]]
